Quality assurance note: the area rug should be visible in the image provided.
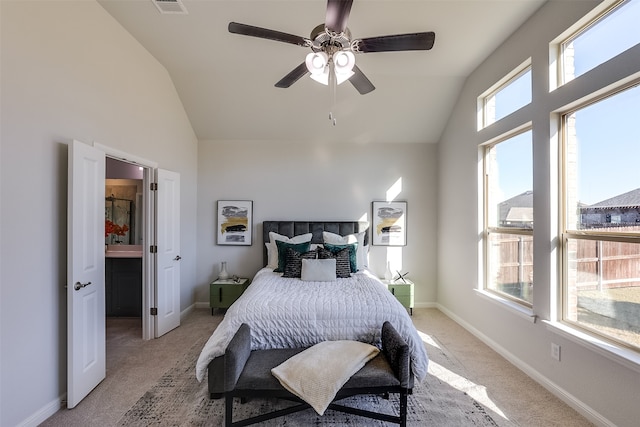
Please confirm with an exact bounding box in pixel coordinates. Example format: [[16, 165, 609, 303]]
[[118, 335, 515, 426]]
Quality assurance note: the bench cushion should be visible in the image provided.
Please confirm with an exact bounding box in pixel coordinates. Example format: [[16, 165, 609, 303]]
[[236, 349, 302, 391], [235, 349, 400, 393]]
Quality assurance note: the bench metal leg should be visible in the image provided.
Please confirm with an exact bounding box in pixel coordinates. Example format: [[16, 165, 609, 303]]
[[225, 395, 233, 427], [400, 389, 408, 427]]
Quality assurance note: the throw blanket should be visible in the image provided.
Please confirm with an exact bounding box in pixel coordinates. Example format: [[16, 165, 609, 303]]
[[271, 340, 380, 415], [195, 268, 428, 382]]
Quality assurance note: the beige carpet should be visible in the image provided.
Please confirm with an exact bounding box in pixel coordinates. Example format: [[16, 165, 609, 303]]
[[41, 308, 593, 427], [116, 333, 508, 426]]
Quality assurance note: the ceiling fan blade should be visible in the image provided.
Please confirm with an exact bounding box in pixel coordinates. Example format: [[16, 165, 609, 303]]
[[349, 65, 375, 95], [355, 32, 435, 53], [325, 0, 353, 34], [275, 62, 309, 88], [228, 22, 309, 47]]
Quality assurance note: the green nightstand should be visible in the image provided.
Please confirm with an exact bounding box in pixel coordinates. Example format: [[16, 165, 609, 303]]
[[382, 279, 414, 315], [209, 278, 251, 315]]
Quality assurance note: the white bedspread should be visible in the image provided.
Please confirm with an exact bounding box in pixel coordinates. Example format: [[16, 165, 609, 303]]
[[195, 268, 429, 382]]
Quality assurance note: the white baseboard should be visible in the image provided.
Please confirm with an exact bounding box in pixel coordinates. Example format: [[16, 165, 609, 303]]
[[436, 303, 614, 427], [180, 303, 195, 319], [415, 301, 438, 308], [193, 301, 210, 310], [17, 395, 64, 427]]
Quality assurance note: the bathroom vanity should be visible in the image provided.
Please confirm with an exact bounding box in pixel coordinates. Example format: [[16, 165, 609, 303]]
[[105, 245, 142, 317]]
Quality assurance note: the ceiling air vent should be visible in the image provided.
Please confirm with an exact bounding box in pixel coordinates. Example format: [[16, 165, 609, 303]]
[[152, 0, 188, 15]]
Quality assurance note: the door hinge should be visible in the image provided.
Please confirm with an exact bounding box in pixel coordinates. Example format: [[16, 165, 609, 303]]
[[150, 307, 158, 316], [150, 245, 157, 253], [150, 182, 158, 191]]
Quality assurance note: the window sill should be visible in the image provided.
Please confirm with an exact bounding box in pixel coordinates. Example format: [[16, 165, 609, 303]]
[[543, 320, 640, 374], [474, 289, 537, 323]]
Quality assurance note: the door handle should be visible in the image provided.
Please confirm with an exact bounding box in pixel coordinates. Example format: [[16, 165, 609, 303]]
[[174, 255, 182, 261], [74, 281, 92, 291]]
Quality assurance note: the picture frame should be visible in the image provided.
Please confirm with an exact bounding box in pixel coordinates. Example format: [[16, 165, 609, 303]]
[[216, 200, 253, 245], [371, 201, 407, 246]]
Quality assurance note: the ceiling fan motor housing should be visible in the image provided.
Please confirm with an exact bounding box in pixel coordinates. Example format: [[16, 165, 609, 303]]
[[310, 23, 352, 55]]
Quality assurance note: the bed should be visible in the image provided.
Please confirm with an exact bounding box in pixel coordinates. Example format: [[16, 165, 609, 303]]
[[196, 221, 429, 397]]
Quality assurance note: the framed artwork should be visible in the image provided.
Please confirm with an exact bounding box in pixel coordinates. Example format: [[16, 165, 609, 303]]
[[372, 201, 407, 246], [217, 200, 253, 245]]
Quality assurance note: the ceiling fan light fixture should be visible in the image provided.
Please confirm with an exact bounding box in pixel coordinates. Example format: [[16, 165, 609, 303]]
[[310, 70, 330, 85], [333, 50, 355, 85], [306, 52, 328, 73], [306, 51, 330, 85], [333, 50, 355, 72], [334, 69, 354, 85]]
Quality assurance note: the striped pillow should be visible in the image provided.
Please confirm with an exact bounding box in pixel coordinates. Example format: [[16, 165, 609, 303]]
[[317, 247, 351, 278], [275, 240, 311, 272]]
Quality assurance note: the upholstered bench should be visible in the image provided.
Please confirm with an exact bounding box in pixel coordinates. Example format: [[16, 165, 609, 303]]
[[222, 321, 412, 427]]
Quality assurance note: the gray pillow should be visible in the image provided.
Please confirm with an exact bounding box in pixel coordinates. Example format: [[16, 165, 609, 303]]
[[301, 259, 337, 281]]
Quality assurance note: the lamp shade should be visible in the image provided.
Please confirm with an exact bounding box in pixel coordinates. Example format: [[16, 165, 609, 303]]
[[333, 50, 355, 85], [306, 52, 329, 74], [306, 51, 330, 85]]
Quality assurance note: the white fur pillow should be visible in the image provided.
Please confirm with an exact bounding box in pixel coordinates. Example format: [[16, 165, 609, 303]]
[[301, 259, 336, 282]]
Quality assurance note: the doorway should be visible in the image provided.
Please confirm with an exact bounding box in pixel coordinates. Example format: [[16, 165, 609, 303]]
[[105, 157, 144, 338], [68, 140, 181, 407]]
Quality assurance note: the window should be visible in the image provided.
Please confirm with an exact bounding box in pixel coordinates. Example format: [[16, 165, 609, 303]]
[[480, 64, 531, 129], [562, 83, 640, 350], [484, 130, 533, 305], [562, 0, 640, 84]]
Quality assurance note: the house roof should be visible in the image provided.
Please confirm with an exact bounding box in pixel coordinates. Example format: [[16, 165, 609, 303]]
[[498, 191, 533, 223], [587, 188, 640, 209], [505, 207, 533, 222]]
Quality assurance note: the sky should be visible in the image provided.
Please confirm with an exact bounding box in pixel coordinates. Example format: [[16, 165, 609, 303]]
[[493, 0, 640, 206]]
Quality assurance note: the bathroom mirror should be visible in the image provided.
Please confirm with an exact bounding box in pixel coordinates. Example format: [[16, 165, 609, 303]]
[[105, 157, 143, 245], [105, 192, 135, 244]]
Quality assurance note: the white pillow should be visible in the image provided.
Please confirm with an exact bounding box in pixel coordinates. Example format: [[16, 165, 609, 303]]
[[301, 258, 337, 282], [266, 232, 313, 269], [322, 231, 368, 270]]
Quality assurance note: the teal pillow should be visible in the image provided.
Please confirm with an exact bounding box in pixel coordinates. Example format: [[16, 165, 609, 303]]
[[323, 242, 358, 273], [274, 240, 311, 273]]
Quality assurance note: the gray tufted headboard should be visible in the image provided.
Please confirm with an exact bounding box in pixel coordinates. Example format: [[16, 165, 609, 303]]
[[262, 221, 369, 266]]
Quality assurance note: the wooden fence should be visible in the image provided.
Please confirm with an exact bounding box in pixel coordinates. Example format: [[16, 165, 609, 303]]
[[493, 227, 640, 293], [572, 231, 640, 290]]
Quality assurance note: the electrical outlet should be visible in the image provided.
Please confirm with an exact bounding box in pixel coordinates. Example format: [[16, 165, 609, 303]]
[[551, 343, 561, 361]]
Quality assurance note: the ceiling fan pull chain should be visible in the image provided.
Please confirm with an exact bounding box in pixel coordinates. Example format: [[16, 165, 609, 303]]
[[329, 66, 337, 126]]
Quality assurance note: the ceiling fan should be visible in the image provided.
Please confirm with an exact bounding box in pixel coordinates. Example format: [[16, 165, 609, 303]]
[[228, 0, 435, 95]]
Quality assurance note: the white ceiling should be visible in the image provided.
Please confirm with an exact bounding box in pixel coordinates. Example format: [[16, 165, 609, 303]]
[[97, 0, 545, 144]]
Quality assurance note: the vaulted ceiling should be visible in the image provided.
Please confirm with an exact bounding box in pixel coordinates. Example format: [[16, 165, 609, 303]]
[[98, 0, 545, 144]]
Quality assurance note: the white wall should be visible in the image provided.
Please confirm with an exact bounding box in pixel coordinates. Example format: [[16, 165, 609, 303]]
[[437, 1, 640, 426], [0, 1, 198, 425], [196, 141, 438, 306]]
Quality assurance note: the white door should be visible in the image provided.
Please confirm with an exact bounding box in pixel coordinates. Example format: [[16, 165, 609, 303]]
[[155, 169, 181, 337], [67, 140, 106, 408]]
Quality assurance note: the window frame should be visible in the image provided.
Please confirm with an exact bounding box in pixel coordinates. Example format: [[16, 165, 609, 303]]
[[482, 127, 534, 308], [559, 81, 640, 352], [477, 60, 532, 130], [559, 0, 637, 85]]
